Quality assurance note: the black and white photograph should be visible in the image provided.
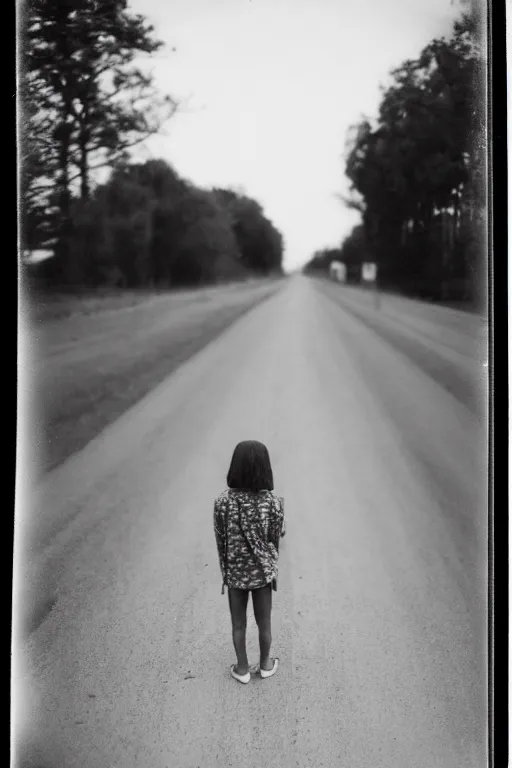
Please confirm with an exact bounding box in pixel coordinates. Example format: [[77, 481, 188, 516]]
[[14, 0, 493, 765]]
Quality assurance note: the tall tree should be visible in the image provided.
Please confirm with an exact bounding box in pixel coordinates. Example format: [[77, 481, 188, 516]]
[[21, 0, 177, 282], [66, 160, 247, 289], [213, 189, 284, 275], [343, 9, 483, 301]]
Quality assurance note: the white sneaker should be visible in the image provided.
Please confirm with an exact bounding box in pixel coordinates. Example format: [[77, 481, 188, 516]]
[[260, 658, 279, 678], [230, 665, 250, 684]]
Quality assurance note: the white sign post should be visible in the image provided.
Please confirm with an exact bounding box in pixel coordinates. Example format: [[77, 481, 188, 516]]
[[329, 261, 346, 283], [361, 262, 379, 309], [362, 262, 377, 282]]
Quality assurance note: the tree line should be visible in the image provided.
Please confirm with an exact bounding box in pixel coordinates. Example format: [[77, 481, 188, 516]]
[[20, 0, 284, 290], [304, 7, 485, 306]]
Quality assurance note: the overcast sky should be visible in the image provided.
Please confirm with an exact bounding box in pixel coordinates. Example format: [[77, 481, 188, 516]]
[[129, 0, 461, 270]]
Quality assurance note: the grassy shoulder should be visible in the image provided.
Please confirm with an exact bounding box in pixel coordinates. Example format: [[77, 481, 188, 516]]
[[23, 276, 278, 323], [312, 277, 486, 418], [25, 278, 284, 475]]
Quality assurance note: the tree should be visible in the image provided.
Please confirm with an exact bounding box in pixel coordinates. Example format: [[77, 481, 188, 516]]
[[213, 189, 284, 274], [20, 0, 177, 283], [64, 159, 252, 289], [343, 9, 483, 302]]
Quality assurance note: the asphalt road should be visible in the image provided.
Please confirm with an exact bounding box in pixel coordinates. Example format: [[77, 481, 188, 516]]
[[14, 275, 488, 768]]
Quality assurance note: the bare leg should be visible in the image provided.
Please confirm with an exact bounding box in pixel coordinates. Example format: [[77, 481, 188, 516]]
[[228, 588, 249, 675], [252, 584, 273, 671]]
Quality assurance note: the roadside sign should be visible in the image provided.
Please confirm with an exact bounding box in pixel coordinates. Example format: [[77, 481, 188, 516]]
[[362, 262, 377, 282], [329, 261, 346, 283]]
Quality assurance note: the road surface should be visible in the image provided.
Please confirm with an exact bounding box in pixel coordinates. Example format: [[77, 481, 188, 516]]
[[14, 275, 488, 768]]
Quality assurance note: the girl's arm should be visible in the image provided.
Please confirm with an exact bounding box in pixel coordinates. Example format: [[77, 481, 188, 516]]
[[213, 498, 227, 586], [269, 495, 285, 549]]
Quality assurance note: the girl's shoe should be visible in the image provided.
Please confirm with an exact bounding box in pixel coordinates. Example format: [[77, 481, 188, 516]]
[[230, 665, 250, 684], [260, 658, 279, 678]]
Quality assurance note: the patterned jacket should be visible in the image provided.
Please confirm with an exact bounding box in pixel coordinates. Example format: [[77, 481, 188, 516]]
[[213, 489, 285, 592]]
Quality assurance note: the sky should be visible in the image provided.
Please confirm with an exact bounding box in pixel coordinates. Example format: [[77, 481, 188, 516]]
[[128, 0, 462, 271]]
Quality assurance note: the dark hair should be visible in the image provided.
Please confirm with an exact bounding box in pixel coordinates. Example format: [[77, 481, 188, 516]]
[[227, 440, 274, 492]]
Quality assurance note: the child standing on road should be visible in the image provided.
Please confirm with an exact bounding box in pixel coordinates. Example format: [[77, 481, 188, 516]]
[[214, 440, 285, 684]]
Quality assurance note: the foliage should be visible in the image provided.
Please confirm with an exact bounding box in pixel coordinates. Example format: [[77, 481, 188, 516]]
[[20, 3, 283, 290], [305, 9, 485, 305], [20, 0, 177, 281], [213, 189, 284, 275], [31, 160, 284, 289], [347, 10, 484, 301]]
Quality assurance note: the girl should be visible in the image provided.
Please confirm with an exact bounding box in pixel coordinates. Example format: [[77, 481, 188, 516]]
[[214, 440, 285, 684]]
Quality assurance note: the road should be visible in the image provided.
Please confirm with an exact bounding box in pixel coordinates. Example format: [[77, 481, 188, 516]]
[[14, 275, 488, 768]]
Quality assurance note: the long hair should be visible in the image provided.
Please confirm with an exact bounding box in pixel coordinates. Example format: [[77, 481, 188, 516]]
[[226, 440, 274, 492]]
